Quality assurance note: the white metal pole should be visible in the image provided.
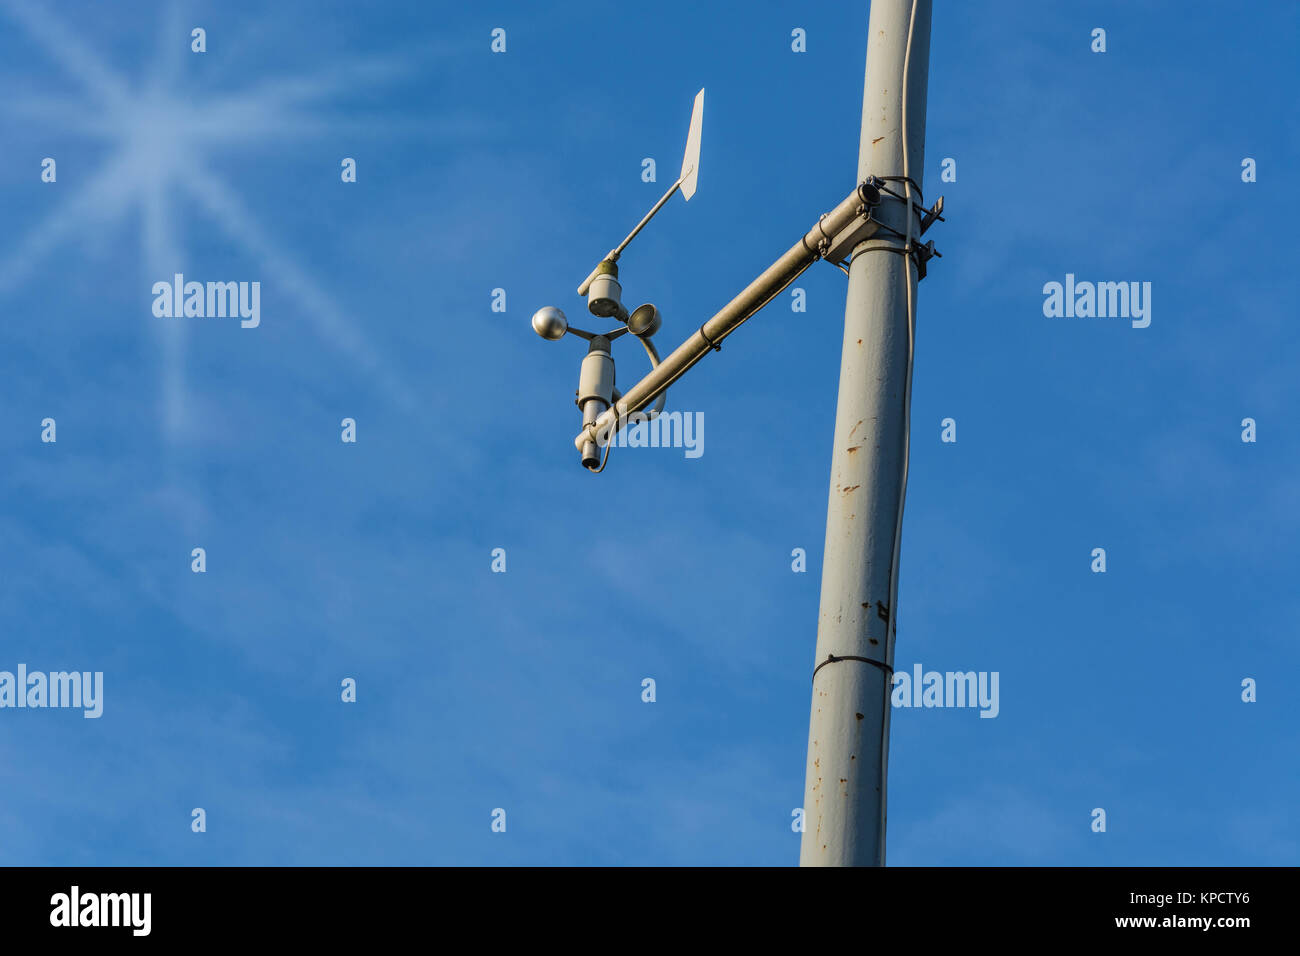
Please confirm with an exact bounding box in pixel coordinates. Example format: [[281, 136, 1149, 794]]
[[800, 0, 931, 867]]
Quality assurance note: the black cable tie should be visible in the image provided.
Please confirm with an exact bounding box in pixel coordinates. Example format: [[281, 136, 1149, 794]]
[[698, 325, 722, 352], [875, 175, 924, 204], [811, 654, 894, 683], [855, 244, 909, 258]]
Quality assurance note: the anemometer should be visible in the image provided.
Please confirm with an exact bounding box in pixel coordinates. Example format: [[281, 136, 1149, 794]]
[[532, 86, 942, 473], [531, 90, 704, 472]]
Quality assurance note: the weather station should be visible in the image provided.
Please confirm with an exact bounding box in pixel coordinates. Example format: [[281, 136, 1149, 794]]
[[530, 0, 943, 867]]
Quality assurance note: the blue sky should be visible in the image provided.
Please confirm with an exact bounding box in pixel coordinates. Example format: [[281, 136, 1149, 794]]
[[0, 0, 1295, 866]]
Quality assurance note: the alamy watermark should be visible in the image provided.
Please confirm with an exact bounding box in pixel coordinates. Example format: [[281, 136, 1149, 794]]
[[50, 886, 150, 936], [0, 665, 103, 718], [1042, 273, 1151, 328], [152, 273, 260, 328], [892, 663, 999, 718], [601, 410, 704, 459]]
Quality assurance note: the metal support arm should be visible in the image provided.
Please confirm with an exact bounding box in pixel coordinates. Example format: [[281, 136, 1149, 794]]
[[574, 181, 883, 452]]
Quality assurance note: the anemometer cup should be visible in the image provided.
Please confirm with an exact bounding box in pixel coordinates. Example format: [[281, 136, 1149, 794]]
[[626, 303, 662, 338], [531, 306, 569, 341]]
